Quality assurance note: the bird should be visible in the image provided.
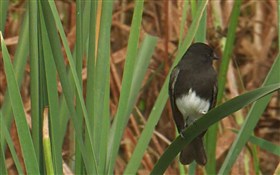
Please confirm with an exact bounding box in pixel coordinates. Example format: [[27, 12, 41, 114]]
[[168, 42, 218, 165]]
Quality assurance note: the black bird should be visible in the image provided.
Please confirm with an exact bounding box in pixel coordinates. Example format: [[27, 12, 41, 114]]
[[168, 42, 218, 165]]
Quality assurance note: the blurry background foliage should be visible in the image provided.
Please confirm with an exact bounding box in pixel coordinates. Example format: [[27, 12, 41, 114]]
[[0, 0, 279, 175]]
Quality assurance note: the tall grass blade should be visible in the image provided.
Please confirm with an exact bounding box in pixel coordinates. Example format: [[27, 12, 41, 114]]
[[75, 0, 84, 173], [38, 8, 62, 173], [29, 1, 42, 171], [124, 34, 158, 173], [58, 1, 92, 146], [45, 5, 98, 168], [1, 32, 40, 174], [195, 0, 207, 42], [0, 0, 8, 34], [40, 1, 98, 173], [178, 0, 188, 52], [1, 11, 29, 150], [93, 1, 113, 168]]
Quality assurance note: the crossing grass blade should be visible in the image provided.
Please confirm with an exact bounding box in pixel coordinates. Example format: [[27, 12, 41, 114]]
[[1, 32, 40, 174], [151, 83, 280, 174]]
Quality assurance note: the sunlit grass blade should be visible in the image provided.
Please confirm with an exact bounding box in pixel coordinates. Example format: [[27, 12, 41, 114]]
[[219, 54, 280, 174], [205, 1, 242, 173], [123, 1, 208, 174], [151, 83, 280, 174], [1, 32, 40, 174], [107, 0, 144, 173]]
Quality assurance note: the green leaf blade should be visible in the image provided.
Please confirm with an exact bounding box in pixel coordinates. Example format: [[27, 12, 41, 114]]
[[1, 32, 40, 174]]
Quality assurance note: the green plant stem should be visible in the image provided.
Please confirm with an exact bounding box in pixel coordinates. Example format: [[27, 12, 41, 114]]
[[75, 0, 83, 174], [29, 1, 42, 172], [0, 0, 9, 34], [205, 1, 241, 173]]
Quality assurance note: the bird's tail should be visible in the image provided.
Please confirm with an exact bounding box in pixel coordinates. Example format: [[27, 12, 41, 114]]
[[179, 137, 207, 165]]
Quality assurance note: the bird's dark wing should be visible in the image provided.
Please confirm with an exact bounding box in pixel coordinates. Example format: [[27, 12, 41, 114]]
[[210, 80, 218, 110], [169, 67, 185, 133]]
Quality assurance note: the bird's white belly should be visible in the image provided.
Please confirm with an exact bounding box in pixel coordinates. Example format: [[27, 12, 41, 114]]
[[175, 89, 210, 125]]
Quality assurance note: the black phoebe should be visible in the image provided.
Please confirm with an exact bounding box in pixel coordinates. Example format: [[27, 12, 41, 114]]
[[168, 42, 218, 165]]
